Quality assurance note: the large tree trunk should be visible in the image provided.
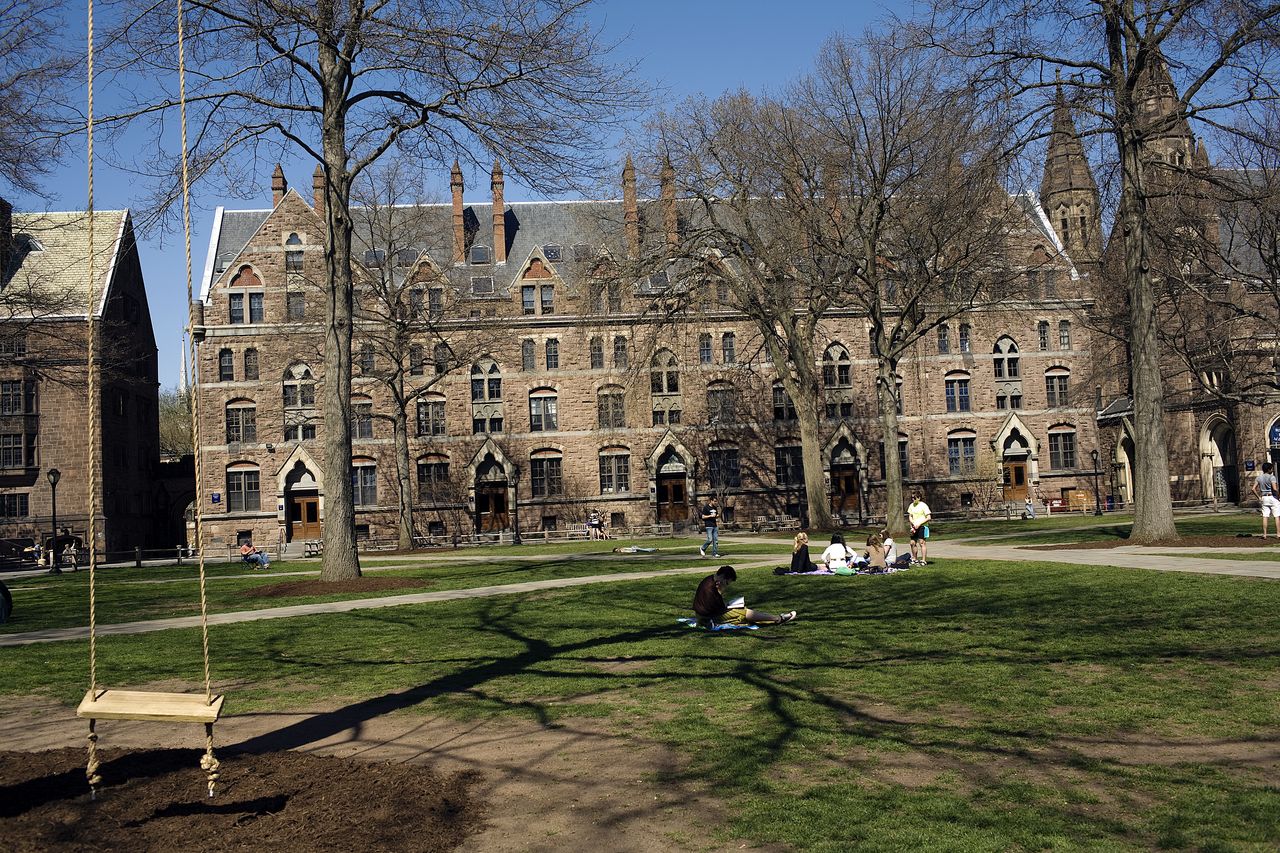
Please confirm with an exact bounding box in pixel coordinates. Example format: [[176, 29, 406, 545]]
[[876, 356, 908, 536], [318, 22, 361, 581], [793, 387, 835, 531], [392, 402, 414, 550]]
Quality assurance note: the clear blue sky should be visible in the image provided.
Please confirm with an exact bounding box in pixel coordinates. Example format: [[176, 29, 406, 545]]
[[13, 0, 906, 389]]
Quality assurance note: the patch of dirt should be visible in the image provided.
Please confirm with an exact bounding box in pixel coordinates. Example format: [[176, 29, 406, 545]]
[[0, 748, 481, 852], [242, 578, 432, 598], [1024, 534, 1280, 550]]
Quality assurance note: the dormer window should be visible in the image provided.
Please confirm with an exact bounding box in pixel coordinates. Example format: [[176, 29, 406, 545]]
[[363, 249, 385, 268], [543, 244, 562, 262], [572, 244, 592, 262], [470, 245, 491, 265], [471, 276, 494, 294], [394, 248, 419, 267]]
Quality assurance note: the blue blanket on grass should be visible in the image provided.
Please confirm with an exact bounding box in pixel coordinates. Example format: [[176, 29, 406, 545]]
[[677, 617, 758, 631]]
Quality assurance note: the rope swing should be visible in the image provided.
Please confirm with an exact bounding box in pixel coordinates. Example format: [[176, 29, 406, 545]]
[[75, 0, 225, 799]]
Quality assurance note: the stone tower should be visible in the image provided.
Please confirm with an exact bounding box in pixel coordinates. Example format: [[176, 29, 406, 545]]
[[1040, 81, 1102, 270]]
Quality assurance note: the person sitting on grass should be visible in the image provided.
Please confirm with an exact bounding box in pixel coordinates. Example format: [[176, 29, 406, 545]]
[[864, 532, 887, 572], [788, 531, 820, 573], [880, 528, 912, 570], [819, 532, 853, 572], [239, 539, 270, 570], [693, 565, 796, 627]]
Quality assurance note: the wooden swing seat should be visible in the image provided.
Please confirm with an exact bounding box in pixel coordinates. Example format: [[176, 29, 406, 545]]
[[77, 689, 224, 724]]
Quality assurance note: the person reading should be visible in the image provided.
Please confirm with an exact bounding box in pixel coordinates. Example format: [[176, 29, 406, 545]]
[[693, 565, 796, 627], [239, 540, 270, 569]]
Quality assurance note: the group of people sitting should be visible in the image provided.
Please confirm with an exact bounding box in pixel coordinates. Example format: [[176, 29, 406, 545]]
[[781, 530, 916, 575]]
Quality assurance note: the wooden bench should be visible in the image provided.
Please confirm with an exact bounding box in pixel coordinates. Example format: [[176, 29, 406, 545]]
[[303, 539, 323, 557]]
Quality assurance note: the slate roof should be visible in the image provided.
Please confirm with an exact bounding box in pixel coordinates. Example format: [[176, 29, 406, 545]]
[[2, 210, 130, 319]]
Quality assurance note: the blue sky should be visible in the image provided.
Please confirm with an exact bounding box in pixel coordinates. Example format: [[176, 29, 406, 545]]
[[13, 0, 905, 389]]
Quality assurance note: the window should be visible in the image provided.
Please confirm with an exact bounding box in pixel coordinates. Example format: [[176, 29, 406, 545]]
[[959, 324, 971, 353], [0, 337, 26, 358], [589, 337, 604, 369], [363, 249, 386, 268], [1043, 270, 1058, 298], [225, 402, 257, 443], [395, 248, 419, 268], [285, 233, 304, 272], [409, 344, 424, 376], [471, 276, 494, 294], [408, 289, 425, 319], [993, 337, 1019, 379], [282, 291, 303, 321], [708, 445, 742, 488], [1058, 320, 1072, 350], [613, 336, 628, 369], [227, 467, 261, 512], [597, 386, 626, 429], [470, 360, 502, 401], [706, 382, 737, 424], [699, 334, 712, 365], [249, 292, 264, 323], [774, 445, 803, 486], [1045, 370, 1070, 407], [284, 423, 315, 442], [351, 462, 377, 506], [773, 383, 797, 421], [428, 287, 444, 317], [599, 450, 630, 493], [545, 339, 559, 369], [229, 293, 244, 324], [0, 493, 28, 517], [244, 349, 259, 381], [417, 456, 450, 498], [0, 434, 23, 468], [1049, 429, 1077, 469], [0, 381, 34, 415], [1038, 321, 1050, 351], [416, 395, 446, 436], [650, 350, 679, 394], [529, 390, 558, 431], [540, 285, 555, 315], [937, 325, 950, 354], [947, 434, 977, 475], [607, 282, 622, 313], [945, 373, 971, 412], [530, 454, 564, 497], [879, 437, 910, 480], [722, 332, 736, 364], [822, 344, 851, 387], [470, 245, 491, 264], [358, 343, 375, 374], [573, 243, 592, 262], [218, 349, 234, 382], [522, 285, 536, 315], [433, 343, 450, 374], [543, 244, 562, 262], [522, 339, 535, 371], [351, 399, 374, 439]]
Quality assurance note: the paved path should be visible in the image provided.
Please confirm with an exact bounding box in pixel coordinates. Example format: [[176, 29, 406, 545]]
[[930, 540, 1280, 579]]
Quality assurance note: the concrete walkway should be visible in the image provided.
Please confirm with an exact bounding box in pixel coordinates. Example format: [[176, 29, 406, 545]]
[[931, 540, 1280, 579]]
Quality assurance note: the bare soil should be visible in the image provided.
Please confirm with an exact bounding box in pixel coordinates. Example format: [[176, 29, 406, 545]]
[[242, 577, 432, 598], [1025, 534, 1280, 550]]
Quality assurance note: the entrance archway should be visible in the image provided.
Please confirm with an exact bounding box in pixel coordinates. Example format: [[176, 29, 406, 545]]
[[1001, 430, 1031, 501], [1117, 435, 1134, 506], [829, 439, 860, 517], [284, 461, 320, 542], [474, 454, 510, 532], [654, 447, 689, 523], [1200, 418, 1239, 504]]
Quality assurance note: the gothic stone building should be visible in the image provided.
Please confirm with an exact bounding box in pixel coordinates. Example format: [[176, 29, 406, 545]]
[[192, 161, 1102, 550], [0, 203, 162, 557]]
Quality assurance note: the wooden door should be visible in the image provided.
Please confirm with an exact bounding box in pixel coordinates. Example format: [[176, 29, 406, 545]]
[[655, 476, 687, 523], [476, 484, 509, 531], [1002, 462, 1028, 501], [291, 496, 321, 541], [830, 465, 859, 515]]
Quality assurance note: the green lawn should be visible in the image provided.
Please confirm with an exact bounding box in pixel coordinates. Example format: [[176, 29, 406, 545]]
[[939, 511, 1263, 545], [3, 558, 1277, 850]]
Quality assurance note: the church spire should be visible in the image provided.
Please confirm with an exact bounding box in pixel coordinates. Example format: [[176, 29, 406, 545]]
[[1040, 76, 1101, 264]]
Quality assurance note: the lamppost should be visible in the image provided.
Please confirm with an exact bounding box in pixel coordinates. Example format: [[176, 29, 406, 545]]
[[1110, 462, 1120, 510], [510, 464, 522, 546], [46, 468, 61, 574], [1089, 449, 1103, 516]]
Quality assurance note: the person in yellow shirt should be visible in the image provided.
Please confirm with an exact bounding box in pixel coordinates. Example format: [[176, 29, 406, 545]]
[[907, 490, 932, 565]]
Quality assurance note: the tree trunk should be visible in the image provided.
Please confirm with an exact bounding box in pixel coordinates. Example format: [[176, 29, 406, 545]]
[[317, 22, 361, 580], [1117, 137, 1178, 542], [876, 356, 908, 536], [793, 388, 834, 530], [392, 403, 414, 550]]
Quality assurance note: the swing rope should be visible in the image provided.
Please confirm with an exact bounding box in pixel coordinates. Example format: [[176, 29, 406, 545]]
[[82, 0, 221, 799]]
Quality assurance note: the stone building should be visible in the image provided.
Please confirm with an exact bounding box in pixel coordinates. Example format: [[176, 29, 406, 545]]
[[192, 157, 1101, 550], [0, 204, 162, 558]]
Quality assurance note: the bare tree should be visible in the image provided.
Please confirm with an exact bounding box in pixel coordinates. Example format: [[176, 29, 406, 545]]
[[923, 0, 1280, 541], [102, 0, 643, 578], [158, 385, 194, 458], [0, 0, 74, 195]]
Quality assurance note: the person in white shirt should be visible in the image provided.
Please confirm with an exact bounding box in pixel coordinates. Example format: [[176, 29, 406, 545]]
[[1253, 462, 1280, 539], [819, 532, 853, 572], [907, 491, 932, 565]]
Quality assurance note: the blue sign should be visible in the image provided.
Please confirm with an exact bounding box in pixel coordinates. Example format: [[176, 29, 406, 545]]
[[1245, 460, 1256, 471], [211, 492, 221, 504]]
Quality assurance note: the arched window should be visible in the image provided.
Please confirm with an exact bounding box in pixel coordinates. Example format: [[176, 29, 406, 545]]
[[225, 400, 256, 444], [409, 344, 424, 376], [285, 233, 304, 272], [1048, 425, 1078, 469], [416, 453, 450, 500], [1058, 320, 1072, 349], [350, 394, 374, 439], [993, 337, 1019, 379], [529, 449, 564, 497], [243, 348, 259, 381], [822, 344, 851, 388], [937, 325, 950, 354], [947, 430, 977, 475], [721, 332, 736, 364], [545, 338, 560, 369], [650, 349, 679, 395], [597, 384, 626, 429], [698, 333, 712, 365], [599, 446, 631, 493], [613, 336, 629, 369], [226, 463, 260, 512], [1044, 367, 1071, 407], [944, 371, 971, 413], [521, 339, 535, 371], [433, 343, 450, 375], [351, 457, 378, 506], [227, 266, 264, 324], [706, 380, 737, 425], [959, 323, 971, 353], [589, 337, 604, 369], [416, 393, 446, 437], [471, 358, 502, 402], [283, 364, 316, 442], [218, 348, 234, 382], [1038, 321, 1050, 351], [529, 388, 559, 432], [358, 342, 375, 374]]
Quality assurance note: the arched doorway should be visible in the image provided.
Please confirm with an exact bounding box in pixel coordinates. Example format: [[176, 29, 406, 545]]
[[1117, 435, 1135, 506], [1269, 419, 1280, 469], [829, 439, 860, 517], [284, 461, 321, 542], [1201, 419, 1239, 504], [1001, 430, 1031, 501], [474, 454, 509, 532], [654, 447, 688, 523]]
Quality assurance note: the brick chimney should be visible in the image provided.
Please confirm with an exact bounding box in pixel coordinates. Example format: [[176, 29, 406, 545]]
[[451, 160, 465, 264], [491, 159, 506, 263], [271, 164, 287, 206], [660, 157, 678, 254], [0, 198, 11, 276], [312, 164, 325, 218], [622, 155, 639, 259]]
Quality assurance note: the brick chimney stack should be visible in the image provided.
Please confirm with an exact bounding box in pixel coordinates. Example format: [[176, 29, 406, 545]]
[[491, 159, 506, 263], [622, 155, 639, 259], [451, 160, 465, 264], [660, 157, 678, 254], [312, 164, 325, 218], [271, 164, 287, 206]]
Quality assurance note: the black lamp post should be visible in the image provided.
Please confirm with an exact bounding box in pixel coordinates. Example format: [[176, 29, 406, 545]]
[[46, 468, 61, 574], [1090, 449, 1103, 515], [510, 464, 522, 546]]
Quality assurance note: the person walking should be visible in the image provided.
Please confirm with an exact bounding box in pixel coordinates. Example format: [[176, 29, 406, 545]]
[[699, 496, 721, 558], [907, 490, 932, 565], [1252, 462, 1280, 539]]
